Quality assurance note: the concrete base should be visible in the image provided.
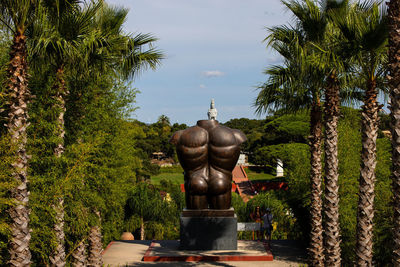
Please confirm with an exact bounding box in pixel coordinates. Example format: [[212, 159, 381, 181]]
[[180, 213, 237, 250]]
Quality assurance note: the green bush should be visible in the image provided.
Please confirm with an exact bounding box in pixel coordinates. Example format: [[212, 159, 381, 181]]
[[232, 192, 298, 240]]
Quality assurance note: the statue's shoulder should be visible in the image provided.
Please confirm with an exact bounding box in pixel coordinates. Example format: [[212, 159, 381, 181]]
[[209, 126, 246, 146], [232, 129, 247, 144], [170, 130, 184, 145], [170, 126, 208, 146]]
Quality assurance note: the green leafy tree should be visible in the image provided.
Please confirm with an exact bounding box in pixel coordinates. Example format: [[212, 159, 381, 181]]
[[223, 118, 264, 153], [125, 182, 170, 240], [247, 192, 299, 240], [0, 29, 13, 265], [40, 75, 141, 266], [0, 137, 17, 264], [373, 138, 393, 265]]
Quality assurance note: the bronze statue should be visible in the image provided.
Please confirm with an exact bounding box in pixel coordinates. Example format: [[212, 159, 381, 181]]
[[170, 114, 246, 210]]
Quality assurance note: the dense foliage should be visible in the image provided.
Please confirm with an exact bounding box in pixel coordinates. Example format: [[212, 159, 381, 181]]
[[226, 109, 392, 265], [0, 0, 164, 265], [124, 180, 184, 240]]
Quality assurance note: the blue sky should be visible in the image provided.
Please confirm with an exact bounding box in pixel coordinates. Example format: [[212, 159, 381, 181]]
[[107, 0, 292, 125]]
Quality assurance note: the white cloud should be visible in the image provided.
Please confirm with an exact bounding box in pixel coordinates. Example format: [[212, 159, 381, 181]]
[[266, 55, 283, 64], [199, 84, 206, 88], [202, 70, 225, 77]]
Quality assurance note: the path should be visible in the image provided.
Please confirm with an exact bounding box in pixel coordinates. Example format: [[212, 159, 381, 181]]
[[232, 166, 256, 202], [103, 240, 307, 266]]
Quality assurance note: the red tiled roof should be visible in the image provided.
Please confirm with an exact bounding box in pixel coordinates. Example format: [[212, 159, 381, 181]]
[[232, 165, 247, 180]]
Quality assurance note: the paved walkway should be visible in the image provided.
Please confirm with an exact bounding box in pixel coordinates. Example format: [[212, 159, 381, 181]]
[[142, 240, 272, 262], [103, 240, 306, 267]]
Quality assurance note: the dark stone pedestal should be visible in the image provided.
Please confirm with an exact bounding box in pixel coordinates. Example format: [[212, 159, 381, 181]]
[[180, 209, 237, 250]]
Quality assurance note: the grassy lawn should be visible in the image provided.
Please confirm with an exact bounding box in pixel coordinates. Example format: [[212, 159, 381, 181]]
[[151, 166, 184, 184], [245, 168, 277, 181], [150, 172, 184, 184]]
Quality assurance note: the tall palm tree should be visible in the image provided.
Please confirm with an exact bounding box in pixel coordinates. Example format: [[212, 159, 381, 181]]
[[279, 2, 332, 265], [255, 22, 325, 266], [30, 2, 103, 265], [32, 1, 162, 264], [323, 67, 342, 267], [81, 4, 163, 262], [295, 1, 350, 265], [0, 0, 41, 265], [264, 1, 350, 265], [388, 0, 400, 265], [336, 3, 388, 265]]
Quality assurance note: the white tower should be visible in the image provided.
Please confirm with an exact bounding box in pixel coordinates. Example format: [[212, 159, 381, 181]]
[[276, 159, 284, 177], [208, 99, 218, 120]]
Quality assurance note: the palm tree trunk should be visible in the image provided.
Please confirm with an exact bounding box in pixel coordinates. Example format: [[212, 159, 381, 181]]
[[140, 217, 145, 240], [71, 240, 87, 267], [53, 65, 66, 157], [323, 73, 341, 267], [7, 29, 32, 267], [50, 66, 66, 267], [355, 79, 378, 266], [87, 211, 103, 267], [308, 98, 324, 266], [49, 198, 65, 267], [388, 1, 400, 265]]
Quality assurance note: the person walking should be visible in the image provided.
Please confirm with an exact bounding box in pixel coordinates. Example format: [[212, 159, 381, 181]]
[[262, 208, 273, 243]]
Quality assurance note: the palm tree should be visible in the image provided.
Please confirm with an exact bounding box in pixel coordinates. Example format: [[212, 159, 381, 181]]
[[71, 240, 87, 267], [294, 1, 350, 265], [81, 4, 163, 262], [85, 4, 163, 80], [388, 0, 400, 265], [32, 0, 103, 157], [0, 0, 41, 265], [87, 211, 102, 267], [261, 1, 351, 265], [336, 3, 388, 265], [157, 115, 171, 126], [255, 22, 325, 266], [31, 2, 162, 264], [30, 2, 103, 265], [323, 68, 342, 267]]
